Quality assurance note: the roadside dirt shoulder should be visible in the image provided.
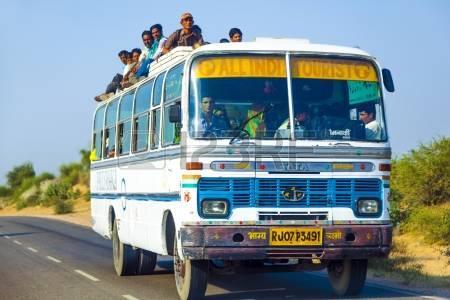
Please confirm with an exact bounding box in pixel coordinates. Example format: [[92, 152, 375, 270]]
[[0, 198, 91, 227]]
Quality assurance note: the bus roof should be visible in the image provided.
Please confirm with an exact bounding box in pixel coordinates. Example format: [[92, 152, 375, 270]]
[[193, 38, 372, 57], [97, 38, 374, 106]]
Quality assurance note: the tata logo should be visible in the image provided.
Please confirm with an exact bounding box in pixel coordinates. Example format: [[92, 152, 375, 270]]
[[282, 187, 305, 202]]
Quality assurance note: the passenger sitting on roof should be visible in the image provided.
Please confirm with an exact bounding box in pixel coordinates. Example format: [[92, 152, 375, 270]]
[[149, 24, 167, 60], [220, 38, 230, 43], [135, 30, 154, 78], [228, 28, 242, 42], [122, 48, 142, 88], [162, 12, 204, 54], [94, 50, 128, 102], [121, 51, 137, 88]]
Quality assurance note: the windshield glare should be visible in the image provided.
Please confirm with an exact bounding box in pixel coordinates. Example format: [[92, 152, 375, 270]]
[[189, 55, 386, 142]]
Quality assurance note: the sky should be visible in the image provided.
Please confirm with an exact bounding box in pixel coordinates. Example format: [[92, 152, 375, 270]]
[[0, 0, 449, 183]]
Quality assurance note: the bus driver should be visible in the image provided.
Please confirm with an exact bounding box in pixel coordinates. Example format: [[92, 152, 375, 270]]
[[195, 96, 230, 137]]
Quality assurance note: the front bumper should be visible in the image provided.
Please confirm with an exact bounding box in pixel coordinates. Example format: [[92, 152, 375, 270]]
[[180, 224, 392, 260]]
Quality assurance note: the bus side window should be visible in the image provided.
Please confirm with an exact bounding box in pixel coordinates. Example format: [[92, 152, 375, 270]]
[[92, 105, 106, 160], [105, 99, 118, 158], [163, 64, 183, 146], [133, 80, 153, 153], [150, 109, 161, 149], [163, 102, 181, 146], [118, 92, 134, 156], [153, 73, 165, 106], [150, 73, 165, 149]]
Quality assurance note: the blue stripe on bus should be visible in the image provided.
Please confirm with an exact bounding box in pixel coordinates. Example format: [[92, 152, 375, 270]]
[[91, 193, 180, 202]]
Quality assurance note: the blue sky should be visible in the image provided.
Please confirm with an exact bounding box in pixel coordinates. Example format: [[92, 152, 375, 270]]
[[1, 0, 449, 183]]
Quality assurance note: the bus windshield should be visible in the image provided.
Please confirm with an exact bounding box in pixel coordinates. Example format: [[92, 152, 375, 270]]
[[189, 55, 386, 141]]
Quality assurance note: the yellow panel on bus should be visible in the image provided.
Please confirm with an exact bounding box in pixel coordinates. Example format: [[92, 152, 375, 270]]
[[291, 58, 378, 82], [193, 56, 287, 78]]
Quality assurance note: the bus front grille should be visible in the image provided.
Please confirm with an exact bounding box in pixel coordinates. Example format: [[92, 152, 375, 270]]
[[197, 178, 381, 209]]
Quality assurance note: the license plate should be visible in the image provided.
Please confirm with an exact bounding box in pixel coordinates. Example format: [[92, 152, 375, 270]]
[[269, 227, 323, 246]]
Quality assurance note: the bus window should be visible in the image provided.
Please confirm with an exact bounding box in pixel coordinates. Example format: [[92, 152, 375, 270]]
[[133, 80, 153, 153], [189, 55, 289, 139], [118, 91, 134, 156], [290, 57, 386, 141], [164, 64, 183, 103], [92, 105, 106, 160], [153, 72, 165, 106], [163, 101, 181, 146], [135, 80, 152, 114], [150, 109, 161, 149], [104, 99, 118, 158]]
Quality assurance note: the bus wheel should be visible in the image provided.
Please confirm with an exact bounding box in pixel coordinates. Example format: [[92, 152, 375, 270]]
[[173, 236, 208, 300], [136, 249, 157, 275], [112, 220, 138, 276], [327, 259, 367, 296]]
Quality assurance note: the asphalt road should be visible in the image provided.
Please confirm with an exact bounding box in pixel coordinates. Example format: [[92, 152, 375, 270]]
[[0, 217, 445, 300]]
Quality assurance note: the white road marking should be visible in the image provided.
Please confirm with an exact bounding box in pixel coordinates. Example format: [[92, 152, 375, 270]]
[[4, 235, 11, 239], [27, 247, 38, 253], [46, 256, 62, 263], [122, 295, 141, 300], [74, 269, 100, 282], [13, 240, 22, 245]]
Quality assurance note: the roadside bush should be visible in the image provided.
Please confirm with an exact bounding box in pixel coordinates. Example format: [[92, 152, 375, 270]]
[[53, 198, 74, 214], [60, 163, 83, 186], [42, 181, 75, 214], [404, 205, 450, 244], [34, 172, 55, 184], [15, 190, 41, 210]]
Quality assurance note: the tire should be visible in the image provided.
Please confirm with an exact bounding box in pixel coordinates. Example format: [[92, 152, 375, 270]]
[[327, 259, 368, 296], [136, 249, 157, 275], [112, 220, 138, 276], [173, 235, 208, 300]]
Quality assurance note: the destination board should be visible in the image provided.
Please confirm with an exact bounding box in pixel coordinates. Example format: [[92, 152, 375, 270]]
[[291, 58, 378, 82], [193, 56, 287, 78]]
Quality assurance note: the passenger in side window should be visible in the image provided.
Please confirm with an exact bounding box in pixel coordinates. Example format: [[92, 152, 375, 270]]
[[94, 50, 128, 102], [149, 24, 167, 61], [229, 28, 243, 42], [163, 12, 204, 54]]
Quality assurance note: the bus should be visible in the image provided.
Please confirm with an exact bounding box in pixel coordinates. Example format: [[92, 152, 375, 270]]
[[90, 38, 395, 300]]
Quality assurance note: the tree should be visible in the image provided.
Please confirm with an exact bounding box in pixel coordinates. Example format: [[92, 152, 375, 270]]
[[6, 162, 35, 190]]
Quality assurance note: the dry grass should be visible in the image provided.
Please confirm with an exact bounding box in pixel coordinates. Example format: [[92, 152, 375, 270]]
[[369, 233, 450, 287]]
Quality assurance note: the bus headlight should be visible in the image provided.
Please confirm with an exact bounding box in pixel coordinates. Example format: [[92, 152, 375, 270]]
[[357, 199, 380, 215], [201, 199, 229, 217]]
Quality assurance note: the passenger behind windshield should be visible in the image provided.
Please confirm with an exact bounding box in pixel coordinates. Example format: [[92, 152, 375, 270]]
[[192, 96, 230, 137]]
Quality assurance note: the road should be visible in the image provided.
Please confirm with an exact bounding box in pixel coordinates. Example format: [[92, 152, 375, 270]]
[[0, 217, 444, 300]]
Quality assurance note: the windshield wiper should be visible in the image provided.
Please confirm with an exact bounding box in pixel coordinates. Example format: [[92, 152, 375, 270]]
[[229, 103, 274, 145]]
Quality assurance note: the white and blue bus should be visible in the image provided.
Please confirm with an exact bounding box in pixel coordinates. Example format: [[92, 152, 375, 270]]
[[91, 38, 395, 299]]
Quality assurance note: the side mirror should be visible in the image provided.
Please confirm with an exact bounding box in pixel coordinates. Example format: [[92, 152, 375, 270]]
[[169, 103, 181, 123], [382, 68, 395, 92]]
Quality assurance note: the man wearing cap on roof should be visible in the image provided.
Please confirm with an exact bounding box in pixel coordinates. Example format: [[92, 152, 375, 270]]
[[163, 12, 204, 54]]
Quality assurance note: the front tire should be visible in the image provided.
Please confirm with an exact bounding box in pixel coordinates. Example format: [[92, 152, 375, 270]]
[[112, 220, 138, 276], [327, 259, 368, 296], [173, 236, 208, 300]]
